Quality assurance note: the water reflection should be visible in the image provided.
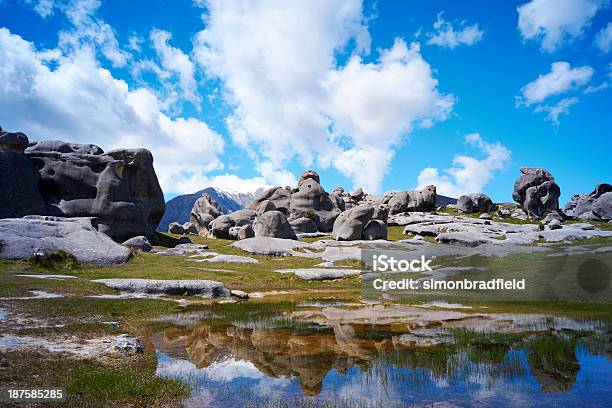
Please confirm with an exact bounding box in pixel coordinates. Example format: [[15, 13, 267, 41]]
[[152, 302, 612, 407]]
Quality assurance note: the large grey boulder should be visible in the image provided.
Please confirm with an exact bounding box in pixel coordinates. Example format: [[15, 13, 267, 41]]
[[290, 217, 318, 234], [255, 199, 276, 216], [190, 193, 223, 235], [512, 168, 560, 218], [208, 215, 234, 239], [92, 278, 230, 297], [288, 174, 341, 232], [248, 186, 291, 214], [371, 204, 389, 223], [0, 146, 49, 219], [0, 216, 131, 264], [387, 186, 437, 215], [22, 143, 165, 242], [593, 192, 612, 221], [456, 193, 494, 213], [563, 184, 612, 221], [331, 205, 374, 241], [253, 211, 298, 240], [228, 209, 257, 226], [298, 169, 320, 185]]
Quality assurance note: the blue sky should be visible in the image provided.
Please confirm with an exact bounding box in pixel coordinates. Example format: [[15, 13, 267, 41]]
[[0, 0, 610, 203]]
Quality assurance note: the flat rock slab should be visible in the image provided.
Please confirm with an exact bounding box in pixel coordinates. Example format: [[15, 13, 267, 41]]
[[15, 274, 77, 280], [276, 268, 361, 280], [0, 216, 131, 265], [189, 254, 259, 264], [153, 244, 210, 256], [92, 278, 230, 297], [232, 237, 314, 256]]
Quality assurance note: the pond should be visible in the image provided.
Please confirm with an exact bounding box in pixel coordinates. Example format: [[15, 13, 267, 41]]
[[151, 301, 612, 407]]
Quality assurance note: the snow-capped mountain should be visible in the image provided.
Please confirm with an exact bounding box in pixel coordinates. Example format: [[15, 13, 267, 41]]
[[158, 187, 255, 232]]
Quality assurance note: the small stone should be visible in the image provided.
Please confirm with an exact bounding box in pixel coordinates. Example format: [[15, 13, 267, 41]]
[[108, 334, 143, 355], [479, 213, 492, 220], [230, 289, 249, 299], [548, 219, 562, 230]]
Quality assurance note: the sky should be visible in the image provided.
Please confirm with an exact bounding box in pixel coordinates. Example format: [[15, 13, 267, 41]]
[[0, 0, 610, 203]]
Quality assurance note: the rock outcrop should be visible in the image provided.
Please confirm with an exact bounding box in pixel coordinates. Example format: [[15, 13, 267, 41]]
[[384, 186, 437, 215], [456, 193, 495, 213], [168, 222, 198, 235], [190, 193, 223, 234], [563, 183, 612, 221], [253, 211, 298, 240], [0, 216, 132, 265], [290, 217, 318, 234], [288, 170, 342, 232], [512, 168, 560, 219], [331, 205, 374, 241], [208, 210, 257, 239], [92, 278, 230, 297], [248, 186, 291, 214]]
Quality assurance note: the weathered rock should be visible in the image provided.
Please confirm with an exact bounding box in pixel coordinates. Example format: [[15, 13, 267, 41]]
[[387, 186, 437, 215], [231, 237, 313, 256], [290, 217, 318, 234], [230, 289, 249, 299], [498, 208, 511, 217], [255, 200, 276, 216], [248, 186, 291, 214], [548, 219, 562, 230], [208, 215, 234, 239], [371, 204, 389, 223], [153, 243, 208, 256], [0, 216, 131, 265], [122, 236, 152, 252], [511, 208, 528, 220], [564, 184, 612, 221], [0, 128, 29, 153], [190, 193, 223, 234], [435, 232, 492, 247], [168, 222, 198, 235], [108, 334, 143, 355], [228, 209, 257, 227], [276, 268, 361, 281], [298, 169, 320, 185], [93, 278, 230, 297], [23, 144, 165, 241], [457, 193, 494, 213], [195, 254, 259, 264], [479, 213, 492, 220], [542, 212, 563, 224], [592, 192, 612, 220], [351, 188, 365, 202], [332, 205, 374, 241], [253, 211, 298, 240], [513, 168, 560, 218], [362, 219, 387, 240], [237, 224, 255, 240], [228, 226, 242, 240], [288, 175, 342, 232], [0, 147, 49, 219]]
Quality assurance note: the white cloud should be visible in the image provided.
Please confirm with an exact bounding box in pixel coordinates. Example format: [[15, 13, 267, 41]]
[[425, 12, 484, 49], [58, 0, 131, 67], [193, 0, 453, 193], [517, 61, 593, 106], [517, 0, 607, 52], [150, 29, 201, 108], [595, 22, 612, 52], [416, 134, 511, 198], [533, 97, 579, 125], [26, 0, 55, 18], [0, 27, 225, 195]]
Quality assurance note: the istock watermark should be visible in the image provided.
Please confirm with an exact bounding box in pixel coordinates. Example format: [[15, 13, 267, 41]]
[[359, 247, 612, 302]]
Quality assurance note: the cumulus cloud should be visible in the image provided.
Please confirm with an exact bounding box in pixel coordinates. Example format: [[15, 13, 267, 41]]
[[595, 22, 612, 52], [150, 29, 201, 108], [58, 0, 131, 67], [517, 0, 607, 52], [193, 0, 454, 193], [425, 12, 484, 49], [534, 97, 579, 125], [416, 134, 511, 198], [517, 61, 593, 106], [0, 27, 225, 195]]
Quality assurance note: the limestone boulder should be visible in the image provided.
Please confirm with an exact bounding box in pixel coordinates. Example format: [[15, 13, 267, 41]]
[[512, 168, 560, 218], [253, 211, 297, 240], [331, 205, 374, 241], [190, 193, 223, 234], [456, 193, 494, 213], [248, 186, 291, 214], [290, 217, 318, 234]]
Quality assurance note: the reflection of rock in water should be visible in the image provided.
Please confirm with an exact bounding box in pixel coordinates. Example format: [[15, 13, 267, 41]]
[[150, 305, 610, 397]]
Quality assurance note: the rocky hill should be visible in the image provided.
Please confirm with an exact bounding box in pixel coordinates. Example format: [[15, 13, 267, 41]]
[[159, 187, 254, 232]]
